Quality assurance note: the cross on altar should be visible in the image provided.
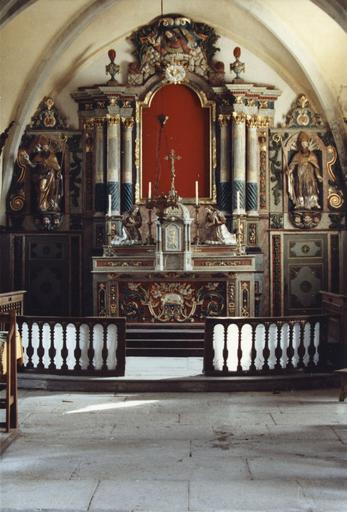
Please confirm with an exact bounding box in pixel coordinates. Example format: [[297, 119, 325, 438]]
[[165, 149, 181, 191]]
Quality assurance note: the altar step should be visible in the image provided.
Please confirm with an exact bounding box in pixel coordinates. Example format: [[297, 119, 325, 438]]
[[126, 323, 205, 357]]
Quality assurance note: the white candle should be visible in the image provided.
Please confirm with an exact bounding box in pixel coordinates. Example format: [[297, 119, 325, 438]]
[[236, 190, 240, 213], [195, 180, 199, 206], [148, 181, 152, 200], [108, 194, 112, 216]]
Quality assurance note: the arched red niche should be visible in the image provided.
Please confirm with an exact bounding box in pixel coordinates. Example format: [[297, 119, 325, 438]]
[[141, 84, 210, 200]]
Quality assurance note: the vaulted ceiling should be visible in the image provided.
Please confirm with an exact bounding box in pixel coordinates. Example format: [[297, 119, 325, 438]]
[[0, 0, 346, 221]]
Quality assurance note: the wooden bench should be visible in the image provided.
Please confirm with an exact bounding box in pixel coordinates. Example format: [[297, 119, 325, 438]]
[[335, 369, 347, 402], [0, 311, 18, 431]]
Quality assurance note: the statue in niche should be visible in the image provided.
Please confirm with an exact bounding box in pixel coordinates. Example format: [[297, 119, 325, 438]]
[[31, 137, 63, 212], [287, 131, 323, 210], [204, 206, 236, 245], [122, 205, 142, 242]]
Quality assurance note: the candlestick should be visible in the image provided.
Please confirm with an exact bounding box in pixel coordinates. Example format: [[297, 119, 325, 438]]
[[108, 194, 112, 217], [148, 181, 152, 200], [195, 180, 199, 206], [236, 190, 240, 214]]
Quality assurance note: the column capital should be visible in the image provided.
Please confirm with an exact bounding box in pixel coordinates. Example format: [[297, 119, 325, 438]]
[[232, 112, 247, 124], [83, 118, 95, 130], [122, 116, 135, 129], [257, 116, 270, 128], [218, 114, 230, 127], [106, 114, 121, 125], [246, 115, 258, 128], [94, 117, 105, 127]]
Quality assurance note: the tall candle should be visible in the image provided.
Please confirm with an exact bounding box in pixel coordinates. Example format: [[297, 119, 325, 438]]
[[108, 194, 112, 217], [236, 190, 240, 214], [148, 181, 152, 200], [195, 180, 199, 206]]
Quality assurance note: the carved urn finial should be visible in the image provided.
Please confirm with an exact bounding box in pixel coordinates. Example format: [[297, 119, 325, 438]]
[[106, 49, 120, 84], [230, 46, 245, 82]]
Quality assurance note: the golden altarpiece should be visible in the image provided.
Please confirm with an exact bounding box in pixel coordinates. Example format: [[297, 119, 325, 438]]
[[4, 15, 345, 320]]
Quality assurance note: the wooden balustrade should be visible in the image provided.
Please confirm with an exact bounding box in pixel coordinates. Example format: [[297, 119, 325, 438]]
[[17, 316, 126, 376], [204, 315, 328, 375]]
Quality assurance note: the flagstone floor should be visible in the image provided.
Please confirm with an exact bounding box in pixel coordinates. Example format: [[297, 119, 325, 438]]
[[1, 387, 346, 511]]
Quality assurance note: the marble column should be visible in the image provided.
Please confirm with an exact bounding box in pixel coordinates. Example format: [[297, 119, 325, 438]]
[[121, 117, 134, 213], [232, 112, 246, 214], [218, 114, 231, 212], [246, 115, 259, 216], [106, 115, 121, 216], [94, 118, 105, 213]]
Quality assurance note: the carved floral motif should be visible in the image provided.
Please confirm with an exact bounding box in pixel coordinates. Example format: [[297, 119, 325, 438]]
[[285, 95, 323, 129], [128, 15, 220, 84], [119, 280, 225, 322]]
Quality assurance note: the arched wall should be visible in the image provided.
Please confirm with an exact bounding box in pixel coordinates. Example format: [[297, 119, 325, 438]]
[[1, 0, 346, 225]]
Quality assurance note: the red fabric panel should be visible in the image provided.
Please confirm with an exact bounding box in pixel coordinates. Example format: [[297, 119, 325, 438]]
[[142, 84, 210, 200]]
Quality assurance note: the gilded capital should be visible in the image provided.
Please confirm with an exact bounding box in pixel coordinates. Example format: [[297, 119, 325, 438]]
[[235, 95, 245, 105], [106, 114, 121, 125], [247, 115, 258, 128], [123, 116, 135, 129], [83, 117, 95, 131], [94, 117, 105, 128], [218, 114, 230, 127], [257, 116, 270, 128], [232, 112, 246, 124], [259, 99, 269, 109]]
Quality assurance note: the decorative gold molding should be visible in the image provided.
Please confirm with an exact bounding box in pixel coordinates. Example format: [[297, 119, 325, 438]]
[[257, 116, 270, 128], [327, 145, 337, 182], [232, 112, 247, 124], [123, 117, 135, 129], [94, 117, 105, 127], [328, 191, 344, 209], [106, 114, 121, 125], [246, 115, 258, 128], [218, 114, 230, 127]]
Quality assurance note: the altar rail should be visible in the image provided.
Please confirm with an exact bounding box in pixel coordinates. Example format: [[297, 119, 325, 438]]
[[17, 316, 126, 376], [204, 315, 327, 375]]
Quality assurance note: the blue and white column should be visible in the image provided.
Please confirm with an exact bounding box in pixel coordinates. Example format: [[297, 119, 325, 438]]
[[106, 115, 121, 216], [218, 114, 231, 212], [232, 112, 246, 214], [94, 118, 105, 213], [246, 116, 259, 216], [122, 117, 134, 213]]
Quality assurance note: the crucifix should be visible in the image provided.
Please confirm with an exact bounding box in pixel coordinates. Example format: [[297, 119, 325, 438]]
[[164, 149, 181, 193]]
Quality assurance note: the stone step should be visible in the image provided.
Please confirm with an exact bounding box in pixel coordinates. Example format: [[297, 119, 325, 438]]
[[126, 347, 204, 357], [127, 339, 204, 348], [126, 323, 205, 357]]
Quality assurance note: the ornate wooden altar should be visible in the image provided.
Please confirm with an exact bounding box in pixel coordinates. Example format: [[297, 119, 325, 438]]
[[93, 243, 262, 322]]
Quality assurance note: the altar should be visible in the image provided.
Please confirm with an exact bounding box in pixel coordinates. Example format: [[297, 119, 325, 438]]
[[92, 173, 263, 322], [92, 246, 261, 322]]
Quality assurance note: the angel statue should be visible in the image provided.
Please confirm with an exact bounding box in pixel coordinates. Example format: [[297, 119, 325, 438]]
[[204, 206, 236, 245], [287, 131, 323, 210], [122, 205, 142, 243]]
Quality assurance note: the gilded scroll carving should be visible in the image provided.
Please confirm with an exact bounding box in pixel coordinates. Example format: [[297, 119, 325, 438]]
[[119, 281, 226, 322], [128, 15, 220, 85]]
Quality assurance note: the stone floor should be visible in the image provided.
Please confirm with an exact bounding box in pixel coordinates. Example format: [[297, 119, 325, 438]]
[[1, 387, 346, 512]]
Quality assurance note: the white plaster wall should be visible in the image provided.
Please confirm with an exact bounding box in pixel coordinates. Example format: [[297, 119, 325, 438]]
[[1, 0, 346, 222]]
